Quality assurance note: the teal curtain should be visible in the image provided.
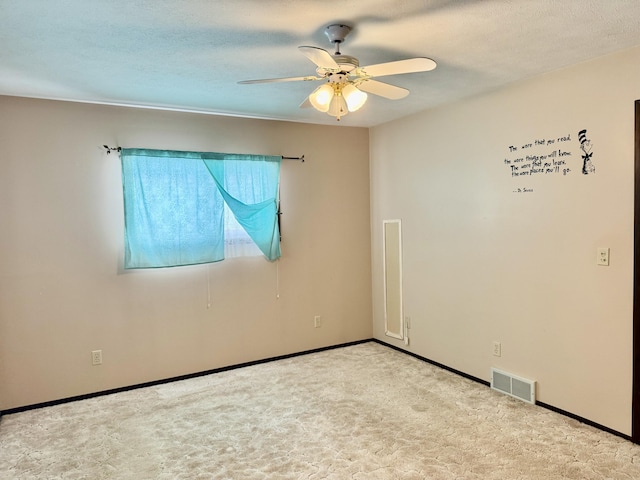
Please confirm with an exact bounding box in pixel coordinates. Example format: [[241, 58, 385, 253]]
[[202, 153, 281, 261], [121, 148, 281, 269]]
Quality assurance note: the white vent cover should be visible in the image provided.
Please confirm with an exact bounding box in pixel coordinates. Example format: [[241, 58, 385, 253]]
[[491, 368, 536, 404]]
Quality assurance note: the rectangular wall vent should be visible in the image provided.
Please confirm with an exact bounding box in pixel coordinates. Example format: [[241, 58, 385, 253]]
[[491, 368, 536, 404]]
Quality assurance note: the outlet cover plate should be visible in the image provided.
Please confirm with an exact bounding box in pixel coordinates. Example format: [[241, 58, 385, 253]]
[[92, 350, 102, 365]]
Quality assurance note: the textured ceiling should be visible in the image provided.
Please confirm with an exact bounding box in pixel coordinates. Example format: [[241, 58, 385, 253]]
[[2, 0, 640, 127]]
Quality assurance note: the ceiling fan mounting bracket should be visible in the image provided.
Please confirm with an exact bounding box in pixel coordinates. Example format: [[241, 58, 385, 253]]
[[324, 24, 352, 54]]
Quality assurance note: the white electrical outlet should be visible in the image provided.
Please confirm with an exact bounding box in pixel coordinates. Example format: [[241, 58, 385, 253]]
[[314, 316, 321, 328], [597, 247, 610, 266], [493, 342, 501, 357], [91, 350, 102, 366]]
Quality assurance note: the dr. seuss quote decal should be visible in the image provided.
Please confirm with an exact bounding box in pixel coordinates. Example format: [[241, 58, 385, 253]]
[[504, 129, 595, 193]]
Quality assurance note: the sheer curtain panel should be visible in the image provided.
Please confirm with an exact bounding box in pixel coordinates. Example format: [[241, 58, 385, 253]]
[[121, 149, 281, 269]]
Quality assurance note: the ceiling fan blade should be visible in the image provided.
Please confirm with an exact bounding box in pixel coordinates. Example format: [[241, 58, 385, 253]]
[[357, 80, 409, 100], [359, 57, 437, 78], [238, 75, 320, 84], [298, 46, 340, 70], [299, 97, 312, 109]]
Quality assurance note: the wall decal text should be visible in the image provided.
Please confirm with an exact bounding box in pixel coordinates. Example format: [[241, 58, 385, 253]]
[[504, 134, 573, 179]]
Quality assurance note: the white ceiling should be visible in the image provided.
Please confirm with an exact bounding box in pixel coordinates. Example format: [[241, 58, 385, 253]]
[[2, 0, 640, 127]]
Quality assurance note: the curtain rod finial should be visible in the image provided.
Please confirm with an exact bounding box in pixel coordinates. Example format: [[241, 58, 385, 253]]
[[104, 145, 122, 155]]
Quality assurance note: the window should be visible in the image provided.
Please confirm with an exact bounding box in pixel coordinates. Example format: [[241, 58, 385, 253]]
[[120, 149, 281, 269], [223, 205, 262, 257]]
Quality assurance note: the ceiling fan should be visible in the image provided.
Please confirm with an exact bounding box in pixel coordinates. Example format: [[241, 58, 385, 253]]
[[238, 24, 437, 121]]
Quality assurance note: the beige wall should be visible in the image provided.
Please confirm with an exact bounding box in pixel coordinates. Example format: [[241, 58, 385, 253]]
[[370, 46, 640, 435], [0, 97, 372, 410]]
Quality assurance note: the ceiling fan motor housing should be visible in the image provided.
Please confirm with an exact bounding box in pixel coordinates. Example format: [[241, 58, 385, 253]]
[[327, 73, 348, 85], [334, 55, 358, 72]]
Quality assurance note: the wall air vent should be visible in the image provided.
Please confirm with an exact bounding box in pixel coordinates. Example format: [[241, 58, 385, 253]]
[[491, 368, 536, 404]]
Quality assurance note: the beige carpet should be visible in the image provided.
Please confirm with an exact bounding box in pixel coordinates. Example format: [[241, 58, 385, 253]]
[[1, 342, 639, 479]]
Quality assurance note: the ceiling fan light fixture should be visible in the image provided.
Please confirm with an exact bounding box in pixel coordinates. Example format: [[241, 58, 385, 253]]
[[327, 93, 348, 120], [308, 83, 334, 112], [342, 84, 367, 112]]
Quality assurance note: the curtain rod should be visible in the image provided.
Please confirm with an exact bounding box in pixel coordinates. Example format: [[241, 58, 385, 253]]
[[103, 146, 304, 162], [282, 155, 305, 162]]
